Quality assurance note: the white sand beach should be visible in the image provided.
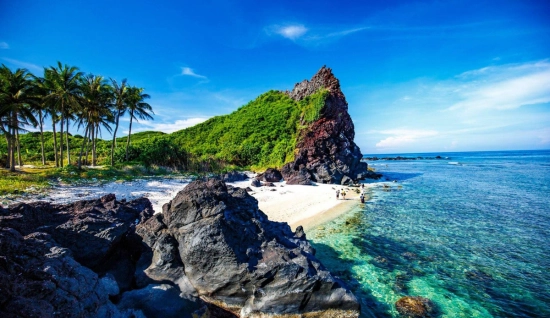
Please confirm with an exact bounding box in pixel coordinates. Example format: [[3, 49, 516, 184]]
[[5, 176, 375, 232]]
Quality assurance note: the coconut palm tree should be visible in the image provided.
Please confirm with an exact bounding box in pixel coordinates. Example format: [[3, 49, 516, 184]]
[[109, 78, 127, 166], [0, 65, 39, 171], [124, 86, 153, 161], [77, 74, 114, 168], [30, 76, 49, 165], [42, 62, 83, 167]]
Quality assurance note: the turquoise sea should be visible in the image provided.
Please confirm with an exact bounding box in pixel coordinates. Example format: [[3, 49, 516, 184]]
[[309, 150, 550, 317]]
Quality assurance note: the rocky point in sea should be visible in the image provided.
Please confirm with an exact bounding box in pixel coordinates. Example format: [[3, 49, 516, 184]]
[[0, 179, 360, 318], [281, 66, 381, 185]]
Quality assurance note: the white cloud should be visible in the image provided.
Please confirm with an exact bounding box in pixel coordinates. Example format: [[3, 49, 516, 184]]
[[273, 25, 308, 40], [1, 57, 42, 73], [449, 60, 550, 111], [181, 67, 207, 79], [374, 129, 438, 149], [0, 42, 8, 49], [134, 117, 209, 134]]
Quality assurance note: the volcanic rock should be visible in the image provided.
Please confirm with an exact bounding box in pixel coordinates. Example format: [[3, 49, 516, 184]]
[[222, 171, 249, 183], [395, 296, 435, 317], [257, 168, 283, 182], [136, 178, 360, 317], [0, 228, 126, 317], [282, 66, 371, 185]]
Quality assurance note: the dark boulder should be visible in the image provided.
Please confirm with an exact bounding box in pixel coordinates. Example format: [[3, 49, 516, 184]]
[[257, 168, 283, 182], [395, 296, 435, 318], [222, 171, 248, 183], [136, 179, 360, 317], [0, 228, 126, 317], [281, 164, 312, 185], [251, 178, 262, 187], [0, 195, 153, 270]]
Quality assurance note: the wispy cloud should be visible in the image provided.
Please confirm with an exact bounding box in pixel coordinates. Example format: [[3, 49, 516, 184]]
[[1, 57, 42, 73], [373, 129, 439, 149], [133, 117, 209, 134], [181, 67, 207, 79], [271, 25, 308, 40], [448, 60, 550, 111], [0, 42, 8, 49]]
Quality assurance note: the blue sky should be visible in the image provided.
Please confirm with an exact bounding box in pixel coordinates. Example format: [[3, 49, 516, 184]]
[[1, 0, 549, 154]]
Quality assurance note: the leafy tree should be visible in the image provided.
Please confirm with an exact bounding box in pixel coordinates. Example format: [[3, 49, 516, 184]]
[[0, 65, 39, 171], [124, 86, 153, 161], [42, 62, 83, 167], [110, 78, 127, 166]]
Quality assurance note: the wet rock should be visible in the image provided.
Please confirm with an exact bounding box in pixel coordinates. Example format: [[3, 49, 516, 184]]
[[395, 296, 435, 318], [257, 168, 283, 182], [117, 284, 201, 318], [136, 179, 360, 317], [251, 179, 262, 187]]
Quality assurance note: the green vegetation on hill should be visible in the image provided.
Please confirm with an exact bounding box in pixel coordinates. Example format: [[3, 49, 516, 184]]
[[171, 89, 328, 169]]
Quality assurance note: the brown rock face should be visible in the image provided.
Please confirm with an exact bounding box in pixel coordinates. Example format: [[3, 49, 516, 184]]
[[282, 66, 372, 185]]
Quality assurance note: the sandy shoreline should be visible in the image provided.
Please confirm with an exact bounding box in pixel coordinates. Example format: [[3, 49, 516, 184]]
[[4, 176, 375, 232]]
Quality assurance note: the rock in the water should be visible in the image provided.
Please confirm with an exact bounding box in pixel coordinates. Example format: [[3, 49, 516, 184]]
[[117, 284, 200, 318], [395, 296, 435, 318], [136, 179, 360, 317], [222, 171, 248, 182], [257, 168, 283, 182], [251, 178, 262, 187], [282, 66, 370, 185]]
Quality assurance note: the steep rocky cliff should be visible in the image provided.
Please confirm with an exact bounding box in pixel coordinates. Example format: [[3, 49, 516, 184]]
[[282, 66, 375, 185]]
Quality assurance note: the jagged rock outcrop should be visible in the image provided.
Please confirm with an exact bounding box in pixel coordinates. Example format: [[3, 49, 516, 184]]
[[136, 179, 360, 317], [0, 194, 155, 318], [283, 66, 379, 185]]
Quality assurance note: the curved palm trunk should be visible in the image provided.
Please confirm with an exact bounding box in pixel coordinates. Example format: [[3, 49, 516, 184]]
[[9, 113, 16, 172], [39, 110, 45, 165], [78, 125, 89, 170], [110, 110, 121, 166], [125, 110, 134, 161], [59, 105, 64, 168], [92, 125, 98, 166], [52, 114, 58, 167], [16, 129, 22, 167], [66, 119, 71, 165]]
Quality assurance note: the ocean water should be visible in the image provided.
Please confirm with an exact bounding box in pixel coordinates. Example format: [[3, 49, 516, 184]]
[[308, 150, 550, 317]]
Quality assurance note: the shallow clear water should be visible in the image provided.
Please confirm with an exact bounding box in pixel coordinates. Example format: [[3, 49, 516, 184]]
[[309, 150, 550, 317]]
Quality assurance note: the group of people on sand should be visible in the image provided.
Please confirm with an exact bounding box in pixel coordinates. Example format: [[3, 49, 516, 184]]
[[336, 184, 366, 203]]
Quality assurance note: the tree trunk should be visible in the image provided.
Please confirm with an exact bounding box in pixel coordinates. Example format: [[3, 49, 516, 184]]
[[66, 119, 71, 165], [9, 113, 16, 172], [125, 110, 133, 161], [39, 110, 46, 165], [85, 127, 91, 166], [110, 110, 120, 166], [59, 102, 64, 168], [16, 129, 22, 167], [2, 126, 10, 168], [78, 125, 89, 170], [52, 114, 58, 167], [92, 125, 98, 167]]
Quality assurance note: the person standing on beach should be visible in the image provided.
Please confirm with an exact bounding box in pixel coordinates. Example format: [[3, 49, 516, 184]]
[[341, 189, 346, 200], [336, 189, 340, 200]]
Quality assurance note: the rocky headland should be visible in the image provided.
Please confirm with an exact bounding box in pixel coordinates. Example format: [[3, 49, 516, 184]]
[[0, 179, 360, 317], [282, 66, 380, 185]]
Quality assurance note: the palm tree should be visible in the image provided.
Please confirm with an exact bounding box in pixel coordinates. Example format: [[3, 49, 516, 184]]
[[78, 74, 113, 168], [110, 78, 127, 166], [0, 65, 39, 171], [124, 86, 153, 161], [30, 76, 49, 165], [42, 62, 83, 167]]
